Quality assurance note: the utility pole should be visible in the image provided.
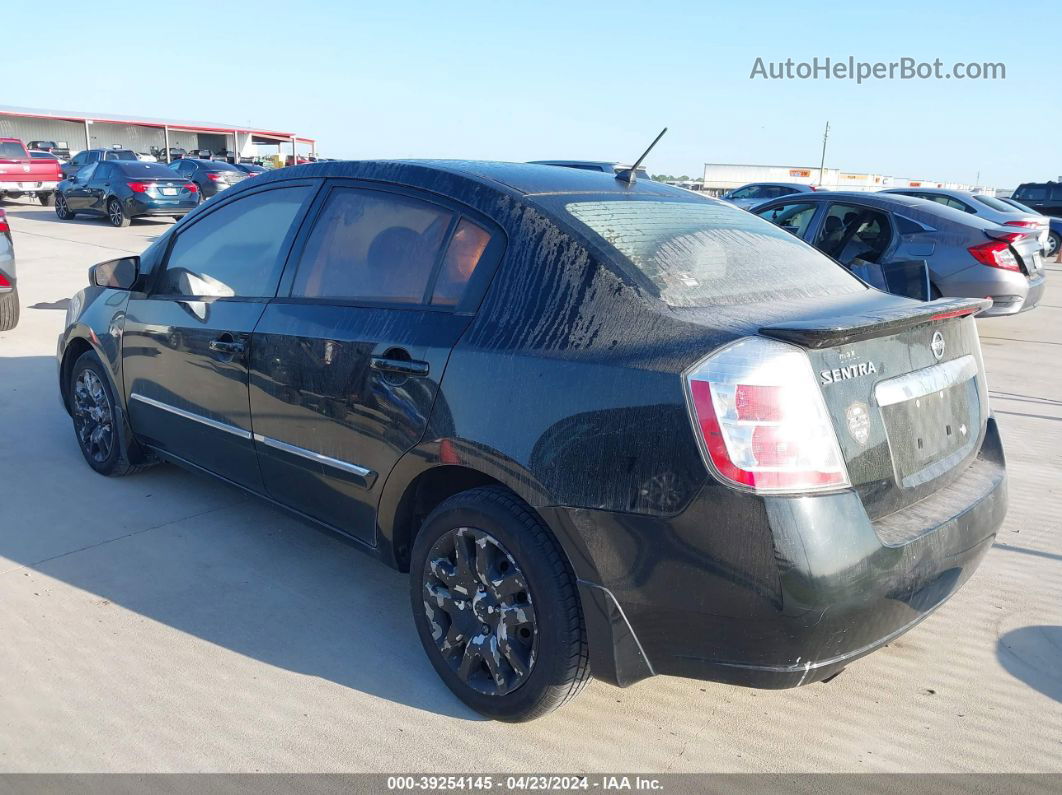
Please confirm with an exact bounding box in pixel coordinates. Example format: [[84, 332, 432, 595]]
[[975, 170, 980, 189], [818, 121, 830, 186]]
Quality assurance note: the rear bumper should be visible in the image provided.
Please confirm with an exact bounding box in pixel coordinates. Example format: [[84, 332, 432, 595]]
[[939, 263, 1046, 317], [0, 181, 57, 193], [552, 417, 1007, 688], [124, 197, 197, 217]]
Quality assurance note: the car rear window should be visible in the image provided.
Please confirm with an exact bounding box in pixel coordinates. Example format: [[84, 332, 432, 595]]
[[974, 195, 1022, 213], [560, 198, 865, 307], [0, 142, 28, 159], [116, 162, 182, 178], [203, 161, 242, 172]]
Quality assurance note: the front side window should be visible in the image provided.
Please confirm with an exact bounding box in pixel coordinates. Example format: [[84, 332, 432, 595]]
[[156, 185, 311, 298], [561, 198, 864, 307], [291, 188, 453, 304], [728, 186, 757, 199], [755, 202, 818, 238], [75, 164, 97, 181], [814, 203, 893, 265]]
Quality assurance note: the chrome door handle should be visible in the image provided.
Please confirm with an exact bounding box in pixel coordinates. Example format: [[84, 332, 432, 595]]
[[209, 337, 245, 356], [370, 356, 429, 377]]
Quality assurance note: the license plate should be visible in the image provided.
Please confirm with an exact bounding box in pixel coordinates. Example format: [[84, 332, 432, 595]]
[[1031, 252, 1043, 271], [160, 187, 177, 196]]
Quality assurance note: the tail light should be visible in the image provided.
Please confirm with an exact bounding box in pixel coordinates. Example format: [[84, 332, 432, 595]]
[[183, 182, 198, 193], [0, 272, 10, 287], [1004, 220, 1039, 229], [0, 209, 8, 233], [127, 181, 152, 193], [969, 240, 1020, 271], [207, 173, 222, 181], [684, 337, 849, 493]]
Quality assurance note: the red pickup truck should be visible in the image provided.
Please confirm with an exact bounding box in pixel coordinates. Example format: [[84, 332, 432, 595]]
[[0, 137, 62, 206]]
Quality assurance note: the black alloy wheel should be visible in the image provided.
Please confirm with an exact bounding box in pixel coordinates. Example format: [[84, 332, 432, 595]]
[[108, 198, 130, 227], [54, 193, 74, 220], [410, 486, 590, 721], [71, 365, 115, 465], [422, 526, 538, 696]]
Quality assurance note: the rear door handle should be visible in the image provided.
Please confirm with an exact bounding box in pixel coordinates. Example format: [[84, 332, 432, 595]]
[[370, 355, 429, 377], [209, 335, 246, 356]]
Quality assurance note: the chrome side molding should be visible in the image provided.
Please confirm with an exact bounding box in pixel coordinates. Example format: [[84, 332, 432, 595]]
[[252, 433, 373, 478], [129, 393, 253, 440]]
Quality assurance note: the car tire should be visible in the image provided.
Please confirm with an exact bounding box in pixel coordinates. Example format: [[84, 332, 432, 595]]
[[409, 486, 590, 722], [0, 288, 19, 331], [107, 198, 130, 228], [68, 350, 154, 476], [38, 192, 55, 207], [54, 192, 75, 220], [1048, 231, 1060, 259]]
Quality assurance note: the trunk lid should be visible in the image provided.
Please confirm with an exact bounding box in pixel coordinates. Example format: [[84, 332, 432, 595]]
[[760, 297, 990, 520]]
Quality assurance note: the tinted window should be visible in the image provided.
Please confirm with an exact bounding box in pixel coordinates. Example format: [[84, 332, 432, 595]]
[[562, 198, 864, 307], [973, 194, 1022, 213], [432, 218, 492, 306], [103, 150, 138, 161], [94, 163, 113, 180], [75, 164, 97, 181], [30, 151, 58, 159], [814, 203, 893, 265], [202, 161, 242, 172], [116, 161, 183, 178], [157, 186, 311, 298], [755, 202, 817, 237], [1013, 185, 1045, 200], [292, 189, 452, 303], [0, 142, 28, 158], [729, 186, 758, 199], [1051, 185, 1062, 201]]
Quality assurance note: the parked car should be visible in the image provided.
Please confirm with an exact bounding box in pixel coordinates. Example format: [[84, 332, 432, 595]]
[[999, 196, 1061, 257], [58, 161, 1008, 721], [27, 140, 71, 160], [54, 161, 199, 227], [167, 158, 247, 198], [754, 190, 1045, 315], [528, 160, 652, 181], [0, 137, 62, 205], [719, 182, 820, 209], [61, 148, 140, 180], [1011, 181, 1062, 219], [0, 208, 16, 330], [30, 151, 61, 162], [232, 163, 267, 177], [136, 152, 158, 162], [881, 187, 1050, 254]]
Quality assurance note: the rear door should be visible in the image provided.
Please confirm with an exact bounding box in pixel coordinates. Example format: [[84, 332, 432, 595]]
[[122, 180, 318, 489], [248, 182, 504, 543], [85, 162, 113, 212]]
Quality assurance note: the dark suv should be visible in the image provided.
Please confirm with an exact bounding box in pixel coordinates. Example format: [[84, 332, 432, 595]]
[[57, 161, 1007, 721], [1011, 181, 1062, 218]]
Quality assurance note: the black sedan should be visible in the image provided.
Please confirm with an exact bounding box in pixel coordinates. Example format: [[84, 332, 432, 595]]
[[54, 161, 199, 227], [167, 158, 248, 198], [57, 161, 1006, 721]]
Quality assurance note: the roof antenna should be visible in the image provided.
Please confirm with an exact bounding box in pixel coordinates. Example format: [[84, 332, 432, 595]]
[[616, 127, 667, 185]]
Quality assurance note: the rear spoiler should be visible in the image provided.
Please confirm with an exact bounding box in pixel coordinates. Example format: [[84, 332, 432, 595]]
[[759, 297, 991, 348]]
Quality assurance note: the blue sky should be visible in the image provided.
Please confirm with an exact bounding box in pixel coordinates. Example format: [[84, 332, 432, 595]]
[[8, 0, 1058, 187]]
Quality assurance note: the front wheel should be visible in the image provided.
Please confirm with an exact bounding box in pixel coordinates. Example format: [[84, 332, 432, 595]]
[[409, 486, 590, 721], [54, 192, 75, 220], [107, 198, 130, 227], [68, 351, 153, 476], [1047, 231, 1060, 259]]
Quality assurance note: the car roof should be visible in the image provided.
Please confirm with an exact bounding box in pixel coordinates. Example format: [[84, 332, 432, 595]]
[[736, 182, 812, 190], [254, 159, 687, 198], [884, 186, 973, 197]]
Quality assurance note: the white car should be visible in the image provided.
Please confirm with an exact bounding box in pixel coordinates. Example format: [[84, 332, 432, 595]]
[[136, 152, 158, 162]]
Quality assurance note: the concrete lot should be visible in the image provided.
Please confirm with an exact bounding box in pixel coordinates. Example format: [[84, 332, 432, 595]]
[[0, 199, 1059, 773]]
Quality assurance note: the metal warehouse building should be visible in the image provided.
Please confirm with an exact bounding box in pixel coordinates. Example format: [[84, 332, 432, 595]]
[[701, 162, 991, 195], [0, 104, 317, 161]]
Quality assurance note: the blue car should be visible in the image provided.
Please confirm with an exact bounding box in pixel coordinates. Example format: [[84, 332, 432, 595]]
[[54, 161, 199, 227]]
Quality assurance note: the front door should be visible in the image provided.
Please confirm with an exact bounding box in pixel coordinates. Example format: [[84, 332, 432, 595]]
[[122, 181, 317, 490], [248, 183, 503, 543], [64, 163, 99, 211]]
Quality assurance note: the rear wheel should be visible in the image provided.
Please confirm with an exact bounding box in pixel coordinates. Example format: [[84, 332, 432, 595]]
[[0, 289, 19, 331], [68, 351, 153, 476], [409, 486, 590, 721], [54, 192, 74, 220], [1047, 231, 1060, 259], [107, 198, 130, 227], [38, 192, 55, 207]]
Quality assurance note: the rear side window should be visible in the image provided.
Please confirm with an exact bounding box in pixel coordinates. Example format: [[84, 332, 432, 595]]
[[1013, 185, 1046, 201], [105, 150, 137, 161], [291, 188, 453, 304], [431, 218, 492, 306], [814, 203, 893, 265], [562, 198, 864, 307], [157, 186, 311, 298]]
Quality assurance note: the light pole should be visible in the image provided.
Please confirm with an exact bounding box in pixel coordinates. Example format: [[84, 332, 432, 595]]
[[818, 121, 830, 187]]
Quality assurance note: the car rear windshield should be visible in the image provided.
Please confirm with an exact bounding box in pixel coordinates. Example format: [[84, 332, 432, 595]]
[[117, 162, 182, 178], [974, 194, 1023, 213], [560, 198, 865, 307], [203, 161, 242, 172], [0, 142, 28, 159]]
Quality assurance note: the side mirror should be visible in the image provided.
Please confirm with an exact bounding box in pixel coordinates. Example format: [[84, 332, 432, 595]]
[[91, 256, 140, 290], [68, 175, 78, 184]]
